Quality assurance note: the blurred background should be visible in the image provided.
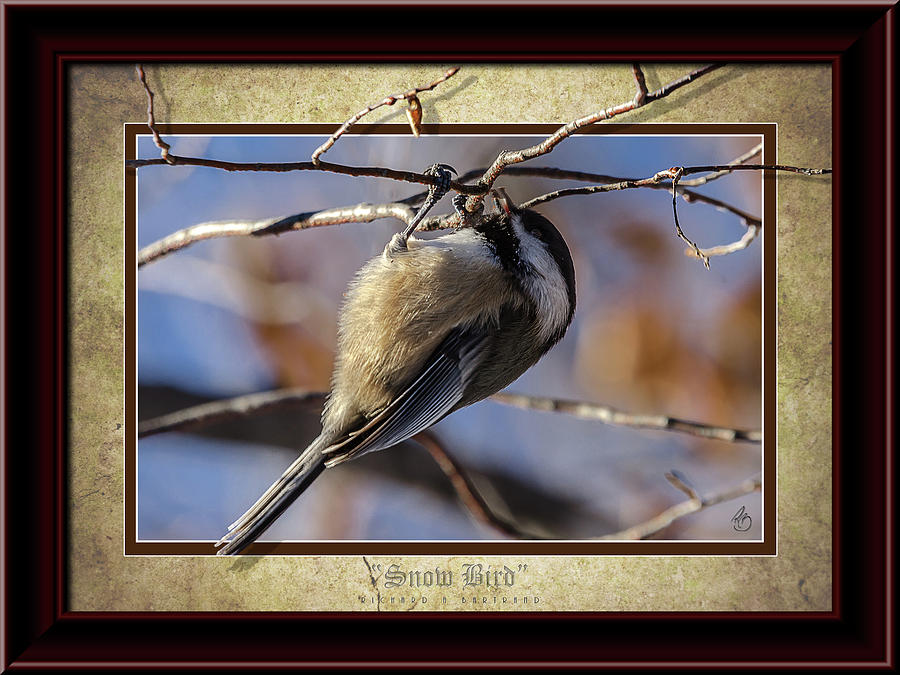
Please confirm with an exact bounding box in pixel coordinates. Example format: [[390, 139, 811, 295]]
[[136, 131, 763, 542]]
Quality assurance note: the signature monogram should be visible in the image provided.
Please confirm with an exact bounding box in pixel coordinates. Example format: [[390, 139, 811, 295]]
[[731, 505, 752, 532]]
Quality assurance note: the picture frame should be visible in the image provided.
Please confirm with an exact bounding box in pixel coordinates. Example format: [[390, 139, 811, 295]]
[[2, 1, 891, 669]]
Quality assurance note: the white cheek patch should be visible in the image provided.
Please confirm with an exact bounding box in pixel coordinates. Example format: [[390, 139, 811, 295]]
[[511, 214, 571, 343]]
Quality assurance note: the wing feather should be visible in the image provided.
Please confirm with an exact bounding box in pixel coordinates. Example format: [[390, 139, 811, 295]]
[[322, 327, 487, 467]]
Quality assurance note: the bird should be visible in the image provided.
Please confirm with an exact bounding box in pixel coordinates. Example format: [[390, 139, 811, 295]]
[[216, 166, 576, 554]]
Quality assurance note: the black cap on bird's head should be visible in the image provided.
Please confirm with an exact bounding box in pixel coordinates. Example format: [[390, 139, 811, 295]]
[[478, 188, 576, 334]]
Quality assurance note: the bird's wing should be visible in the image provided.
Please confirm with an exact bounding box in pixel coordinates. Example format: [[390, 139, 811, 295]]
[[321, 326, 488, 467]]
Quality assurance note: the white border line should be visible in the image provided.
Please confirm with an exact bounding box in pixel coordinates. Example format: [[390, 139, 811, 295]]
[[128, 127, 771, 556]]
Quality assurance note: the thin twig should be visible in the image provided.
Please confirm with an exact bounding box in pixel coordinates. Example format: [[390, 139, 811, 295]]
[[419, 436, 761, 541], [491, 393, 761, 443], [520, 161, 827, 210], [677, 189, 761, 228], [631, 64, 649, 106], [127, 155, 827, 184], [666, 470, 702, 501], [690, 224, 761, 260], [311, 67, 459, 164], [683, 163, 830, 177], [670, 168, 710, 269], [126, 155, 485, 196], [598, 474, 761, 540], [518, 168, 688, 209], [137, 388, 323, 438], [514, 159, 830, 266], [414, 431, 544, 539], [135, 65, 174, 165], [512, 163, 749, 220], [137, 202, 414, 267], [678, 142, 762, 186]]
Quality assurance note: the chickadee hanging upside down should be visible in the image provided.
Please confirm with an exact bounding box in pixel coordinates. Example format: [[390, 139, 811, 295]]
[[216, 166, 576, 554]]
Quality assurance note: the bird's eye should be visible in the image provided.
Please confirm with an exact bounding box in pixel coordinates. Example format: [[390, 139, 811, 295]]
[[525, 223, 544, 241]]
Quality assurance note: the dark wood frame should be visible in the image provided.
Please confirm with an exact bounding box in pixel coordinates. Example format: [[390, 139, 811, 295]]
[[2, 2, 892, 669]]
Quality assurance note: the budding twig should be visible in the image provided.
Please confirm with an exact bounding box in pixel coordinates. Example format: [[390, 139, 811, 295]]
[[311, 67, 460, 164]]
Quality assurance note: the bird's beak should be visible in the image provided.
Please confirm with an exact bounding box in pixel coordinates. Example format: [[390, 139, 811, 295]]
[[491, 187, 517, 215]]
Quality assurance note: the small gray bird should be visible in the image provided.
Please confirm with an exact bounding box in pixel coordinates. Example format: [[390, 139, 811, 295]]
[[216, 177, 575, 554]]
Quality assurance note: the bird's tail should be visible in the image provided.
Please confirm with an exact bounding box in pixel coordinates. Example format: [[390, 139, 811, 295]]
[[215, 436, 327, 555]]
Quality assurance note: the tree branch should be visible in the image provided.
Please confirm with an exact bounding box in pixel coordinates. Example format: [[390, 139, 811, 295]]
[[490, 393, 761, 443], [137, 388, 323, 438], [415, 163, 764, 228], [131, 65, 828, 270], [683, 163, 830, 177], [138, 387, 761, 444], [127, 66, 480, 196], [516, 159, 829, 266], [137, 389, 761, 540], [136, 157, 829, 268], [137, 202, 414, 268], [418, 435, 761, 541], [126, 154, 486, 196], [127, 65, 728, 201], [473, 64, 724, 193], [520, 161, 830, 211], [631, 63, 649, 106]]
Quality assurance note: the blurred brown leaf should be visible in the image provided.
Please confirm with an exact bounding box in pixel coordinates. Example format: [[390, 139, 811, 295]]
[[575, 287, 758, 424], [607, 219, 670, 267]]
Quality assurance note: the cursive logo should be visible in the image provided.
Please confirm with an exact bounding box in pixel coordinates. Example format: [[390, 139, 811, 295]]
[[731, 505, 752, 532]]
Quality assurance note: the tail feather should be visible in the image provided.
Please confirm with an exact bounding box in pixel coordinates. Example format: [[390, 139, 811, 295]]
[[215, 437, 327, 555]]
